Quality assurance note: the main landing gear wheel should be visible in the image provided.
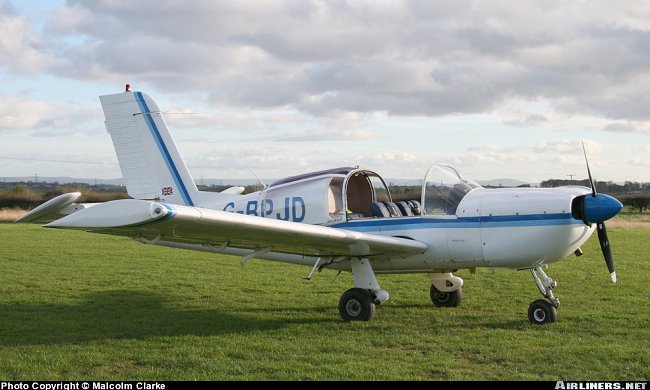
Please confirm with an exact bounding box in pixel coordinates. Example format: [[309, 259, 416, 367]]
[[528, 299, 558, 325], [430, 285, 463, 307], [339, 288, 376, 322]]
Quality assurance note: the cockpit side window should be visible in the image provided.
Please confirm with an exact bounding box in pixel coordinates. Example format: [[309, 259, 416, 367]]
[[327, 177, 345, 217], [343, 171, 394, 220], [345, 173, 373, 217], [368, 175, 390, 203]]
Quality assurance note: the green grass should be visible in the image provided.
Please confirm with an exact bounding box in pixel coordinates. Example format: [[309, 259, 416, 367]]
[[0, 224, 648, 380]]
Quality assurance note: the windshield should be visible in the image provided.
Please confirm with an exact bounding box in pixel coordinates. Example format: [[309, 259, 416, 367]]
[[421, 164, 482, 215]]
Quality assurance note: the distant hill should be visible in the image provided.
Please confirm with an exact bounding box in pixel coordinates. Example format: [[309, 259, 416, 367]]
[[478, 178, 530, 187]]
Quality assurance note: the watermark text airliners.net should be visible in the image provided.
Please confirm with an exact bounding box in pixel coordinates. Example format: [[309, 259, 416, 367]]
[[556, 382, 646, 390]]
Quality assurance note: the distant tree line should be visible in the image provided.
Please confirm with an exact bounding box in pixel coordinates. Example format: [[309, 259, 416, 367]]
[[387, 185, 421, 202], [0, 181, 262, 209], [2, 180, 649, 213], [539, 179, 649, 193], [616, 193, 650, 213], [540, 179, 650, 213], [0, 182, 129, 209]]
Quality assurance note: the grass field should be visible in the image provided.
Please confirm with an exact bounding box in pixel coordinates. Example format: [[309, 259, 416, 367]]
[[0, 224, 648, 380]]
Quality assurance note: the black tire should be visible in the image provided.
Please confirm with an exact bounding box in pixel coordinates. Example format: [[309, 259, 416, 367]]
[[528, 299, 558, 325], [430, 285, 463, 307], [338, 288, 376, 322]]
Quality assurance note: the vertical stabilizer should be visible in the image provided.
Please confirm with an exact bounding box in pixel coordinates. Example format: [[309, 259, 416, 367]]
[[100, 91, 198, 206]]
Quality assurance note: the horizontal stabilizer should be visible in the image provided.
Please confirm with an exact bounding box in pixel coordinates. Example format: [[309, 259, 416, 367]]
[[46, 199, 171, 228], [220, 186, 245, 195], [14, 192, 82, 223]]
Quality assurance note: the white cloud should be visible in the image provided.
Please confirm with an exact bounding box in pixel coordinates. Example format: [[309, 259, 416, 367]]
[[502, 111, 552, 128], [531, 139, 583, 155], [164, 106, 309, 133], [263, 128, 376, 142], [0, 95, 57, 129], [2, 1, 649, 183], [353, 152, 431, 172], [0, 94, 101, 134], [467, 143, 512, 153], [2, 0, 638, 124], [467, 138, 610, 157], [188, 146, 309, 167], [628, 158, 650, 167], [603, 121, 650, 134], [463, 151, 539, 166], [0, 4, 54, 73], [43, 4, 92, 35]]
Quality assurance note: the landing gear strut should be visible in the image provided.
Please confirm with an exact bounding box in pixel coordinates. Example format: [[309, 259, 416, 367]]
[[338, 258, 389, 322], [528, 266, 559, 325]]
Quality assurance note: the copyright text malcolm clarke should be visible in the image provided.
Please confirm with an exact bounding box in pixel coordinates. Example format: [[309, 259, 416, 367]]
[[1, 382, 165, 390], [556, 382, 647, 390]]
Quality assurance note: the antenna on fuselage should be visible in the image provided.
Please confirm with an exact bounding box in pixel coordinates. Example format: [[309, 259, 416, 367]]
[[249, 168, 267, 189], [238, 158, 267, 189]]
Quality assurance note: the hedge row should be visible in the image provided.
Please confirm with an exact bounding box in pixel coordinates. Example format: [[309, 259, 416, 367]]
[[0, 188, 129, 210]]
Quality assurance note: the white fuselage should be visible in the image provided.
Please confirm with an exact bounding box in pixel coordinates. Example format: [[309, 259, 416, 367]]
[[150, 185, 595, 274]]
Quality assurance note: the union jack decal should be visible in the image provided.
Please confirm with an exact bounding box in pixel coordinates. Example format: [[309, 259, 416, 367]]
[[162, 187, 173, 196]]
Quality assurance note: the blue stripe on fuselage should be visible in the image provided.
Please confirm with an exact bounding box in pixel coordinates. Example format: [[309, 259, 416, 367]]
[[134, 92, 194, 206], [333, 213, 582, 232]]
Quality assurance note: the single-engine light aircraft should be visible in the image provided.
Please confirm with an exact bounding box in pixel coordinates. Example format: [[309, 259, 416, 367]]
[[16, 87, 624, 324]]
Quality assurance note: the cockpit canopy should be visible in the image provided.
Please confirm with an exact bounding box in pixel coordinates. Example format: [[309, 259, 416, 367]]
[[264, 167, 394, 224], [262, 164, 480, 225], [327, 168, 393, 222], [421, 164, 482, 215]]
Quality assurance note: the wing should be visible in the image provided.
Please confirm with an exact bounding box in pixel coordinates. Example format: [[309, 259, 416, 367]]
[[44, 199, 427, 259]]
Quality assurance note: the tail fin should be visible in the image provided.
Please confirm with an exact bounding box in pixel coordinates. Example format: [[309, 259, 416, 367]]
[[100, 90, 198, 206]]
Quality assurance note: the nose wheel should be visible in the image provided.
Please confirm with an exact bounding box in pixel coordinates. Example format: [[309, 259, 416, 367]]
[[428, 272, 464, 308], [430, 285, 463, 307], [528, 267, 559, 324], [528, 299, 558, 324]]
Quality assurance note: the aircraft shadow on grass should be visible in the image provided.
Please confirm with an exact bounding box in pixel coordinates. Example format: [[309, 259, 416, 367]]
[[0, 289, 331, 346], [242, 303, 526, 330]]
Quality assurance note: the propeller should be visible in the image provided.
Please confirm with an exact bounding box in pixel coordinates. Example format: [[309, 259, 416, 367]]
[[582, 141, 617, 283], [582, 141, 597, 197]]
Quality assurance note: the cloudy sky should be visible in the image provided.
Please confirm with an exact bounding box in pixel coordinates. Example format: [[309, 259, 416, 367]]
[[1, 0, 649, 184]]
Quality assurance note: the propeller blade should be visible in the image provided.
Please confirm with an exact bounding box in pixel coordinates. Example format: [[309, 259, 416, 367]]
[[581, 141, 597, 197], [582, 141, 617, 282], [597, 222, 616, 283]]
